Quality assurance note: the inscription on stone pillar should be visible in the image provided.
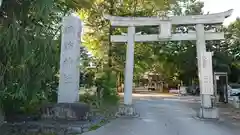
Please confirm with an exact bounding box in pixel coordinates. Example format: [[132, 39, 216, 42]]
[[58, 15, 82, 103], [200, 52, 214, 95]]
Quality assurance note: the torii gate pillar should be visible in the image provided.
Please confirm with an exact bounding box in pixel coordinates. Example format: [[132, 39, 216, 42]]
[[196, 24, 218, 118], [124, 26, 135, 105]]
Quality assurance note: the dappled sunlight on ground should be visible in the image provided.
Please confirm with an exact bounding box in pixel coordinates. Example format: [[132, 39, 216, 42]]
[[119, 92, 177, 98], [119, 92, 201, 104]]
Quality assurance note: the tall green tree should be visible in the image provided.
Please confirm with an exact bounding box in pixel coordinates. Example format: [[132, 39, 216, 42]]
[[225, 18, 240, 82]]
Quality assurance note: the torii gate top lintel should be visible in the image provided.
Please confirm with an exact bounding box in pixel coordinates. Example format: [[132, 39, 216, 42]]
[[104, 9, 233, 42], [104, 9, 233, 26]]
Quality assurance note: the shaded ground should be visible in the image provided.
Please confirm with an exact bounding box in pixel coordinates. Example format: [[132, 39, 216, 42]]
[[83, 94, 240, 135]]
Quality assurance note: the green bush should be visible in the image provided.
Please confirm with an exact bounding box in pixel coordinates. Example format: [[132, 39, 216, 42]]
[[95, 71, 119, 105], [79, 90, 97, 104]]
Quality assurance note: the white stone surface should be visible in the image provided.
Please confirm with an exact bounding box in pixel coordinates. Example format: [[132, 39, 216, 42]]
[[58, 16, 82, 103], [111, 32, 224, 42], [198, 107, 219, 119], [196, 24, 212, 110], [124, 26, 135, 105], [104, 9, 233, 26], [200, 52, 214, 95], [158, 21, 172, 39], [180, 86, 187, 95], [0, 0, 2, 8], [232, 96, 240, 108]]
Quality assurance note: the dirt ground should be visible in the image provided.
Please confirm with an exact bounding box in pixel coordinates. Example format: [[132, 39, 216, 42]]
[[217, 103, 240, 127]]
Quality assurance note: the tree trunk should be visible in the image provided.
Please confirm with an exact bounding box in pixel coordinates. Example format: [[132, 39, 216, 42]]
[[117, 71, 121, 92], [107, 0, 114, 81]]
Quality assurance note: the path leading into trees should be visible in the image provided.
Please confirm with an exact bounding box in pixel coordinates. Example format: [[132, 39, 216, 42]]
[[83, 95, 240, 135]]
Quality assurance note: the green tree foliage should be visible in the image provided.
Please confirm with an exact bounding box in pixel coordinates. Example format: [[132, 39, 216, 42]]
[[225, 18, 240, 82], [80, 0, 204, 87], [81, 0, 240, 87], [0, 0, 93, 115]]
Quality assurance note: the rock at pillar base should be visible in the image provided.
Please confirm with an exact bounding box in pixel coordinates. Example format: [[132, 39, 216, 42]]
[[115, 104, 140, 118], [41, 102, 91, 121], [197, 107, 219, 119]]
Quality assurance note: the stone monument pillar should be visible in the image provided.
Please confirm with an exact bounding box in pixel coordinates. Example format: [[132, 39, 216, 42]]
[[41, 16, 90, 121], [58, 15, 82, 103]]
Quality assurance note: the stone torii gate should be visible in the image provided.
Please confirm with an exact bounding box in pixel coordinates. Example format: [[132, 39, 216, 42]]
[[104, 9, 233, 118]]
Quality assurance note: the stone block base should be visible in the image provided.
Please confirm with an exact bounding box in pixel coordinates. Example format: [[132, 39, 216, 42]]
[[115, 104, 140, 118], [41, 102, 90, 121], [197, 107, 219, 119], [232, 97, 240, 108]]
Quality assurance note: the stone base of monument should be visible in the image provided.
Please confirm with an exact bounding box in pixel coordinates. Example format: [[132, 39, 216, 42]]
[[115, 104, 140, 118], [197, 107, 219, 119], [0, 102, 114, 135], [0, 116, 107, 135], [41, 102, 91, 121]]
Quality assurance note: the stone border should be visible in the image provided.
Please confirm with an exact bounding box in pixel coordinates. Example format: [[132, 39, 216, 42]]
[[0, 116, 108, 135]]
